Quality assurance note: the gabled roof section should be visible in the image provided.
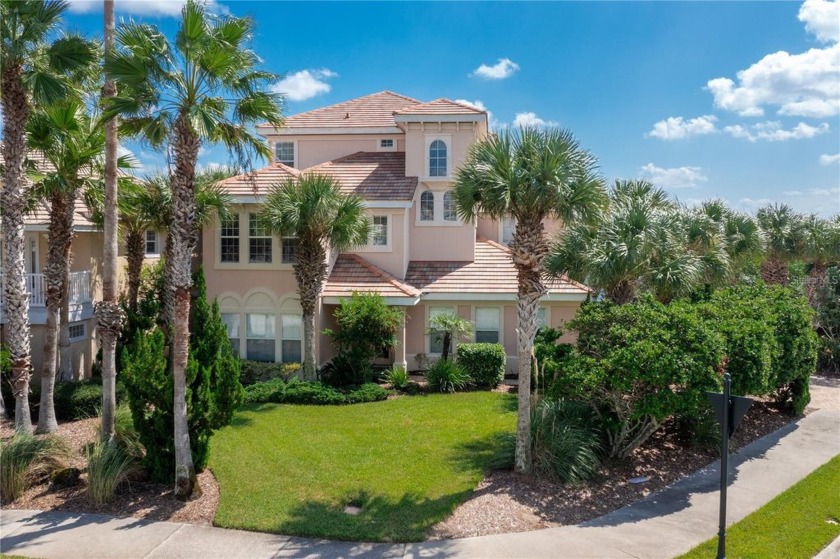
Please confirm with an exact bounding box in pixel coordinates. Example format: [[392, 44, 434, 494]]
[[394, 98, 486, 116], [260, 91, 420, 131], [324, 253, 421, 300], [216, 163, 300, 198], [308, 152, 417, 201], [405, 238, 591, 297]]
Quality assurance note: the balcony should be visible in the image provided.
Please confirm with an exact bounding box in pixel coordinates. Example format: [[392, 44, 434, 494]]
[[0, 271, 92, 323]]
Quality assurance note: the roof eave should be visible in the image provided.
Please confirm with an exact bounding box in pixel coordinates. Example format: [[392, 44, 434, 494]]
[[393, 114, 485, 124], [257, 126, 403, 136]]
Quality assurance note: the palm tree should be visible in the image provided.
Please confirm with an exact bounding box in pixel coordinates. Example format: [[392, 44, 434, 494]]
[[453, 127, 605, 473], [756, 203, 804, 286], [103, 0, 282, 498], [259, 173, 371, 380], [800, 214, 840, 303], [426, 313, 472, 361], [1, 0, 97, 432], [26, 97, 108, 433]]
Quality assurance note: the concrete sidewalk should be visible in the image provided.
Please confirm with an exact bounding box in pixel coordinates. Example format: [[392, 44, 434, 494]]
[[2, 407, 838, 559]]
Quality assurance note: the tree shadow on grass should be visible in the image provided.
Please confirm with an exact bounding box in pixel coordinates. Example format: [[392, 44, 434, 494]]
[[228, 403, 279, 427], [277, 488, 473, 544], [449, 431, 514, 474]]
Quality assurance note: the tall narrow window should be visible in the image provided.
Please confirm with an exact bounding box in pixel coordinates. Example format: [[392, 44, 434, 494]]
[[221, 313, 240, 357], [501, 216, 516, 245], [429, 140, 447, 177], [428, 306, 454, 354], [371, 216, 388, 246], [249, 213, 272, 263], [246, 313, 275, 362], [275, 141, 295, 167], [281, 236, 297, 264], [281, 314, 302, 363], [475, 308, 500, 344], [144, 230, 159, 255], [536, 307, 548, 331], [420, 191, 435, 221], [443, 191, 457, 222], [220, 214, 240, 263]]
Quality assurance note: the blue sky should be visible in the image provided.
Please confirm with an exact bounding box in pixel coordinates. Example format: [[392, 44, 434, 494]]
[[64, 0, 840, 217]]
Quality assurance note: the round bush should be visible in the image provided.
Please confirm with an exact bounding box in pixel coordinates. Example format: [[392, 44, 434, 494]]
[[456, 343, 505, 388]]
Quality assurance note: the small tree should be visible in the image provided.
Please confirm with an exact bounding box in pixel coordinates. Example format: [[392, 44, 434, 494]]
[[323, 292, 402, 387], [427, 313, 472, 361]]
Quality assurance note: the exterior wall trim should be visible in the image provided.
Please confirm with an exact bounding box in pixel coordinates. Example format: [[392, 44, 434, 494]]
[[322, 296, 420, 306], [258, 126, 403, 135], [422, 293, 588, 302]]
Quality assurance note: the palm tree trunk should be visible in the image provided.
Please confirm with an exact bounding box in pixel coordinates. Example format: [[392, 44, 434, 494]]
[[171, 115, 201, 500], [760, 257, 789, 286], [1, 61, 33, 433], [36, 191, 73, 434], [509, 216, 549, 474], [608, 279, 636, 304], [97, 0, 124, 443], [293, 241, 327, 381], [58, 280, 72, 380], [125, 229, 145, 314]]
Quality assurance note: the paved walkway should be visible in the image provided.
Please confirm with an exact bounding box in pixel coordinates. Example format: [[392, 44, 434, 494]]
[[2, 407, 839, 558]]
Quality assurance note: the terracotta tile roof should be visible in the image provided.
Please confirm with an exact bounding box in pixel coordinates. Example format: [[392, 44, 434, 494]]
[[324, 253, 421, 299], [406, 238, 591, 296], [308, 152, 417, 201], [216, 163, 300, 197], [394, 98, 486, 116], [267, 91, 420, 130]]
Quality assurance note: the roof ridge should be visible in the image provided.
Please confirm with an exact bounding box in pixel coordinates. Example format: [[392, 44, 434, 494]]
[[346, 254, 421, 297], [284, 91, 420, 121], [440, 98, 486, 113]]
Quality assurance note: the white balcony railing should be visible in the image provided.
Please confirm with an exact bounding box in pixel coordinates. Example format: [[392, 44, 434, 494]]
[[0, 271, 91, 309]]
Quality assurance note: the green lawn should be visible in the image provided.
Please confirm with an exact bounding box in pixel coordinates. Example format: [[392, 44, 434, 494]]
[[680, 454, 840, 559], [209, 391, 516, 542]]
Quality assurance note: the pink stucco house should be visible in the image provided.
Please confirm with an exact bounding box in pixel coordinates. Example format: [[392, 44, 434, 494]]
[[206, 91, 589, 373]]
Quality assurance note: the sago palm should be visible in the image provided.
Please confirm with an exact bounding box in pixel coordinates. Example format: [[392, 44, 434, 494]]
[[259, 173, 371, 381], [453, 126, 605, 473], [756, 203, 805, 286], [103, 0, 282, 499], [1, 0, 97, 432]]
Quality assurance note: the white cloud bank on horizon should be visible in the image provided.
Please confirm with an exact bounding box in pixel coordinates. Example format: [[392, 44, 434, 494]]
[[471, 58, 520, 80], [270, 69, 337, 102], [639, 163, 708, 189], [67, 0, 228, 17]]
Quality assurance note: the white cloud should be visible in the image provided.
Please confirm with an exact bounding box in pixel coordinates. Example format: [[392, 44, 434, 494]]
[[723, 121, 830, 141], [819, 153, 840, 165], [511, 112, 558, 128], [639, 163, 708, 189], [647, 115, 718, 140], [798, 0, 840, 43], [809, 187, 840, 196], [455, 99, 494, 129], [737, 197, 775, 211], [784, 190, 804, 196], [270, 69, 337, 102], [471, 58, 520, 80], [67, 0, 228, 17]]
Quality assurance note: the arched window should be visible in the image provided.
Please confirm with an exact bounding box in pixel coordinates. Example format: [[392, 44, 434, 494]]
[[429, 140, 447, 177], [443, 191, 457, 221], [420, 191, 435, 221]]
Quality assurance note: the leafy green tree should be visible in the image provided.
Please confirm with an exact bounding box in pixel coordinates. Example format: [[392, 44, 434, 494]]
[[453, 126, 606, 473], [259, 174, 371, 380], [103, 0, 282, 498], [1, 0, 97, 433], [427, 313, 472, 361]]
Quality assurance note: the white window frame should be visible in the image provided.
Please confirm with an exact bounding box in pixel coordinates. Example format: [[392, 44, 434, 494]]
[[416, 189, 461, 226], [427, 305, 455, 355], [443, 191, 458, 222], [246, 312, 276, 362], [536, 307, 549, 331], [377, 138, 397, 151], [248, 213, 273, 264], [274, 140, 297, 168], [474, 307, 501, 345], [68, 322, 87, 341], [281, 236, 297, 264], [358, 214, 392, 252], [424, 135, 451, 180], [221, 312, 241, 358], [144, 230, 160, 257], [500, 216, 516, 246], [219, 212, 240, 264], [280, 314, 303, 364], [419, 191, 435, 222]]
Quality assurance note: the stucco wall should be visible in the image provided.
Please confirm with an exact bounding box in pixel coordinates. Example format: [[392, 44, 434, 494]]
[[349, 208, 408, 279], [265, 134, 405, 170]]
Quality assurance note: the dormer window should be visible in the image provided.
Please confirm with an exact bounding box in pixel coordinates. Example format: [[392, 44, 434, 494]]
[[275, 141, 295, 167], [379, 138, 395, 151], [420, 191, 435, 221], [429, 139, 447, 177]]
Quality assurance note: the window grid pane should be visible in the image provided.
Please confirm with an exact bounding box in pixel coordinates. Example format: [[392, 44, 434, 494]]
[[145, 230, 157, 254], [443, 192, 457, 221], [281, 237, 297, 264], [246, 313, 275, 362], [420, 191, 434, 221], [220, 214, 240, 263], [372, 216, 388, 246], [275, 142, 294, 166], [221, 313, 241, 358], [380, 139, 394, 148], [502, 216, 516, 245], [429, 306, 453, 353], [429, 140, 447, 177], [249, 214, 272, 263], [536, 308, 547, 330], [475, 308, 500, 344]]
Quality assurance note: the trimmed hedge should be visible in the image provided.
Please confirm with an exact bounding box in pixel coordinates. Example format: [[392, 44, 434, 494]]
[[239, 361, 301, 386], [1, 374, 127, 421], [243, 380, 389, 405], [456, 343, 505, 388]]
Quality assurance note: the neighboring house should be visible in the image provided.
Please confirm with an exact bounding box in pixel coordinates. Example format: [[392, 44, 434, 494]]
[[205, 91, 589, 372]]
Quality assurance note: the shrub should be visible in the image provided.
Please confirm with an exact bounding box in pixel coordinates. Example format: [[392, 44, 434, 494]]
[[0, 434, 72, 502], [121, 268, 244, 483], [323, 293, 403, 387], [531, 399, 601, 483], [426, 359, 472, 393], [555, 298, 724, 458], [86, 440, 141, 505], [239, 361, 301, 386], [533, 328, 575, 394], [456, 343, 506, 388], [767, 287, 818, 414], [815, 266, 840, 375], [243, 378, 286, 404], [384, 366, 409, 390], [52, 380, 128, 421], [346, 383, 390, 404], [283, 381, 346, 405], [96, 404, 144, 459]]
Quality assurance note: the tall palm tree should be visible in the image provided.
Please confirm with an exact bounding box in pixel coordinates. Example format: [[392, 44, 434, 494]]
[[26, 97, 110, 433], [800, 214, 840, 303], [756, 203, 804, 286], [1, 0, 96, 432], [259, 174, 370, 380], [453, 127, 605, 473], [103, 0, 282, 498]]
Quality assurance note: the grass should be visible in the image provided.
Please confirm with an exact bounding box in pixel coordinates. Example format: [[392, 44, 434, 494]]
[[0, 434, 73, 502], [680, 454, 840, 559], [210, 391, 516, 542]]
